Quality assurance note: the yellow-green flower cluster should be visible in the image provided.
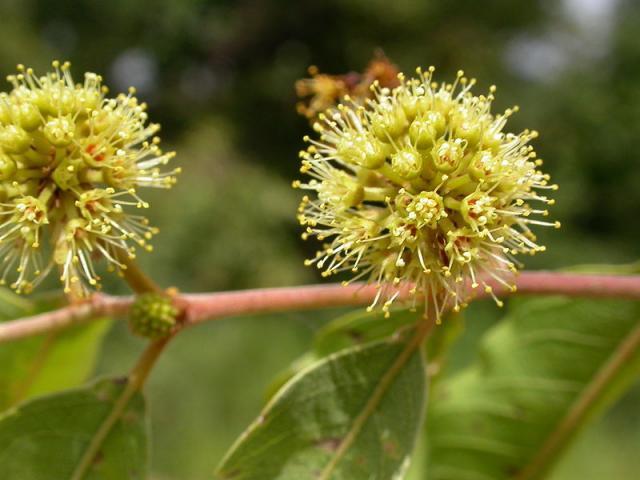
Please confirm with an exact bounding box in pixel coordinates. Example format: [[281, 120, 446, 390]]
[[295, 67, 558, 320], [0, 61, 179, 295], [129, 292, 178, 339]]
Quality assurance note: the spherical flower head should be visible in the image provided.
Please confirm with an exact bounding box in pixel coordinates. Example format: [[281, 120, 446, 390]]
[[0, 61, 180, 295], [295, 67, 559, 321]]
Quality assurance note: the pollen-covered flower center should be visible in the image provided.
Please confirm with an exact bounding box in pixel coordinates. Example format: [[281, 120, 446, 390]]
[[296, 67, 559, 319], [0, 61, 179, 294], [403, 191, 445, 228]]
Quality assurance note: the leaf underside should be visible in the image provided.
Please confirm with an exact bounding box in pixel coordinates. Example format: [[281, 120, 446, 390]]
[[0, 377, 147, 480], [216, 335, 428, 480], [426, 297, 640, 480], [0, 289, 111, 410]]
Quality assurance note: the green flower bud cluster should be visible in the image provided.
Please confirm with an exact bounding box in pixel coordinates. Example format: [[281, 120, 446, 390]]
[[0, 62, 180, 295], [129, 293, 178, 339], [295, 67, 559, 320]]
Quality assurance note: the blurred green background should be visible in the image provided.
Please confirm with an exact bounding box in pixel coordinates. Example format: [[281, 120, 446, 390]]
[[0, 0, 639, 478]]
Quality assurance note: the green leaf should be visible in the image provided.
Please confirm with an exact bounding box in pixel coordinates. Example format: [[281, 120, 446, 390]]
[[0, 289, 111, 410], [0, 287, 34, 319], [265, 309, 422, 400], [426, 297, 640, 480], [312, 308, 462, 393], [0, 377, 147, 480], [267, 306, 461, 404], [405, 427, 428, 480], [313, 309, 419, 356], [264, 352, 319, 401], [216, 333, 428, 480], [314, 308, 462, 363]]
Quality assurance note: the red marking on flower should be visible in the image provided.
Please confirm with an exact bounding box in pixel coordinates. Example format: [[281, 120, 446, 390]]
[[455, 236, 469, 248], [86, 144, 105, 162], [467, 199, 479, 219], [436, 234, 449, 265]]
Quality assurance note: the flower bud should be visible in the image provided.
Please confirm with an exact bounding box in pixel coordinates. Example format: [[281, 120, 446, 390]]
[[336, 133, 387, 169], [0, 125, 30, 153], [317, 170, 364, 209], [371, 103, 408, 141], [16, 103, 42, 131], [391, 148, 422, 179], [468, 150, 495, 180], [0, 153, 17, 181], [129, 293, 178, 339], [430, 138, 466, 173], [43, 116, 74, 147]]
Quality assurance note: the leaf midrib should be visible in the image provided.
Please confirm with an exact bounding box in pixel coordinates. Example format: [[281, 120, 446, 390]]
[[317, 322, 430, 480], [515, 320, 640, 480]]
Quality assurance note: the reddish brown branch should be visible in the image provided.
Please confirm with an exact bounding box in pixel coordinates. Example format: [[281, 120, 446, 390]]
[[182, 271, 640, 324], [1, 272, 639, 344], [0, 295, 132, 343]]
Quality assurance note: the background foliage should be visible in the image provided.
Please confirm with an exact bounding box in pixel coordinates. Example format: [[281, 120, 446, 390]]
[[0, 0, 639, 478]]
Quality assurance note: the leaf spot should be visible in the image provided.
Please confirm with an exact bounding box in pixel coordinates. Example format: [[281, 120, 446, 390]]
[[383, 439, 400, 459], [314, 436, 342, 453]]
